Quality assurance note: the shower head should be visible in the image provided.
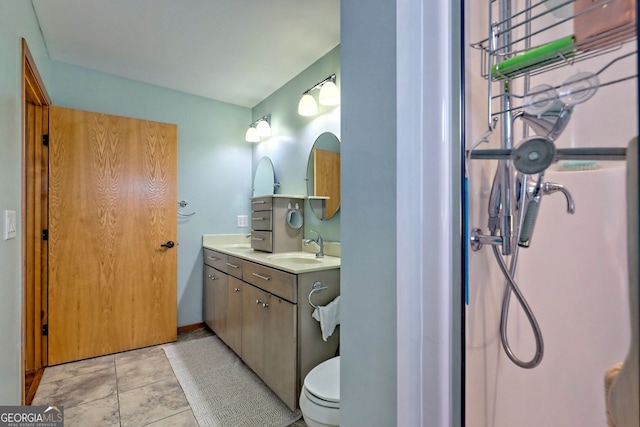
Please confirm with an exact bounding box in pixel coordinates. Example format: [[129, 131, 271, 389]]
[[511, 136, 556, 175], [514, 103, 574, 141]]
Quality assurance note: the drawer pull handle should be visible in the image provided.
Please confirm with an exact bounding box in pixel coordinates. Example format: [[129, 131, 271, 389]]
[[251, 237, 265, 241], [225, 262, 239, 269], [252, 272, 271, 281], [252, 200, 266, 205], [207, 256, 219, 261], [252, 217, 265, 221]]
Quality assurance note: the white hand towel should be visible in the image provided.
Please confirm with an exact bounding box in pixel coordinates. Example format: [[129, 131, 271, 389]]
[[312, 295, 340, 341]]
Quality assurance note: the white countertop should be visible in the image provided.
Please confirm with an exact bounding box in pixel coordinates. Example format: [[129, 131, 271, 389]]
[[202, 234, 341, 274]]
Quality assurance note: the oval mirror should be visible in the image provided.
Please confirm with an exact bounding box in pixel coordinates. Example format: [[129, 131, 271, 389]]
[[306, 132, 340, 219], [253, 156, 279, 197]]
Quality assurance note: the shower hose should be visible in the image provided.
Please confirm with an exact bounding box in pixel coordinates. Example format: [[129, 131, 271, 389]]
[[491, 241, 544, 369]]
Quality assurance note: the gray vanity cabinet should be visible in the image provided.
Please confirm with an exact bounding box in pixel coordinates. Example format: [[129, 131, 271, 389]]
[[203, 246, 340, 411], [203, 264, 228, 336], [203, 249, 243, 356], [226, 277, 243, 356], [250, 195, 304, 253], [241, 280, 297, 409]]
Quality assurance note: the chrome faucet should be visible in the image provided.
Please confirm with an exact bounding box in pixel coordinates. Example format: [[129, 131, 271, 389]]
[[304, 230, 324, 258]]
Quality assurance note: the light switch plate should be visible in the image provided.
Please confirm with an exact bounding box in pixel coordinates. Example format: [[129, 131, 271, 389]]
[[237, 215, 248, 228], [4, 210, 16, 240]]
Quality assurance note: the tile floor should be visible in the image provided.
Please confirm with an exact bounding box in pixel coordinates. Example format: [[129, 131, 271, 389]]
[[32, 328, 307, 427]]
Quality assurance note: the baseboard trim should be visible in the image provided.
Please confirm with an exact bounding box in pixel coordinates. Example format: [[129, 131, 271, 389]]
[[25, 368, 44, 406], [177, 322, 206, 335]]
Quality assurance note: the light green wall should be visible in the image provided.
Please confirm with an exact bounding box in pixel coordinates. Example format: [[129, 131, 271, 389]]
[[0, 0, 51, 404], [50, 62, 252, 327], [341, 0, 398, 425], [251, 46, 341, 243]]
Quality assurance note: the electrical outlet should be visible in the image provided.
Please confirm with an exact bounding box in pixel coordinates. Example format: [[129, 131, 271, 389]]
[[237, 215, 248, 228], [4, 210, 16, 240]]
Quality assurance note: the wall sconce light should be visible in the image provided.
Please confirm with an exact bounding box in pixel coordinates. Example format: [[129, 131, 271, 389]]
[[245, 114, 271, 142], [298, 74, 340, 116]]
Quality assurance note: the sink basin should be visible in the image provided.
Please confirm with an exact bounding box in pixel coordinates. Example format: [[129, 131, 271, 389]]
[[266, 253, 323, 264]]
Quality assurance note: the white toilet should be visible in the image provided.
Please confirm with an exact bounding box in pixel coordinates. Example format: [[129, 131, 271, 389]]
[[299, 356, 340, 427]]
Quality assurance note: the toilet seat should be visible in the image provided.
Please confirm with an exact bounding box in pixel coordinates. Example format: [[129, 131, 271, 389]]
[[303, 356, 340, 408]]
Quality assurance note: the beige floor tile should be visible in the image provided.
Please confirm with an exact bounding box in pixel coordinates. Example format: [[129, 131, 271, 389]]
[[62, 394, 120, 427], [116, 349, 176, 392], [119, 377, 190, 427], [144, 409, 199, 427], [33, 366, 117, 409], [115, 344, 163, 367], [40, 354, 115, 384]]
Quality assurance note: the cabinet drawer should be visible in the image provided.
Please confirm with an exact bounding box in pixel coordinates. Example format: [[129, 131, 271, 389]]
[[251, 210, 272, 231], [251, 196, 272, 211], [243, 260, 297, 303], [204, 248, 228, 271], [226, 256, 243, 279], [250, 231, 273, 252]]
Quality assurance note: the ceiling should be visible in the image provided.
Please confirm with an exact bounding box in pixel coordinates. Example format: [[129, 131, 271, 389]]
[[31, 0, 340, 108]]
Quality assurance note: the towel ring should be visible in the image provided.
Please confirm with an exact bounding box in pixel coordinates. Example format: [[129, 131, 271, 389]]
[[308, 281, 328, 309], [177, 200, 196, 217]]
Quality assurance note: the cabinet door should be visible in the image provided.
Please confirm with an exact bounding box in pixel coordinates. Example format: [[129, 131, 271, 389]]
[[226, 277, 243, 356], [203, 265, 217, 330], [263, 294, 297, 410], [204, 265, 228, 338], [241, 283, 266, 376]]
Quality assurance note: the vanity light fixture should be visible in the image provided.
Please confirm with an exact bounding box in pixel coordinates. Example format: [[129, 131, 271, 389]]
[[245, 114, 271, 142], [298, 74, 339, 116]]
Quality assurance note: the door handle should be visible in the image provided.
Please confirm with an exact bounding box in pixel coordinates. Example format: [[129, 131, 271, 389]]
[[160, 241, 175, 248]]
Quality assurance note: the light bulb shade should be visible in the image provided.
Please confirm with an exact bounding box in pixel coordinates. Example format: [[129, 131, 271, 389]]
[[245, 126, 260, 142], [319, 81, 340, 106], [256, 119, 271, 137], [298, 93, 318, 116]]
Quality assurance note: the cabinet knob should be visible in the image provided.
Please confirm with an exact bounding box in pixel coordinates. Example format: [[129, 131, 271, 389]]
[[262, 303, 269, 308], [256, 299, 262, 305], [234, 287, 241, 292]]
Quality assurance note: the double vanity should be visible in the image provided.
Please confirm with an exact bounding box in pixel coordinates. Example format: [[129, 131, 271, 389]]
[[202, 233, 341, 410]]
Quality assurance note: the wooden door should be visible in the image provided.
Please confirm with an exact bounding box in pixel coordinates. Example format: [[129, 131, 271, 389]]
[[48, 106, 177, 365]]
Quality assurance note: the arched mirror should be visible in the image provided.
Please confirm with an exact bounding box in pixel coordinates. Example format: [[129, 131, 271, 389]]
[[253, 156, 279, 196], [306, 132, 340, 219]]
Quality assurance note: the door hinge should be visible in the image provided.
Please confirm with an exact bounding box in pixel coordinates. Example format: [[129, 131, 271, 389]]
[[42, 134, 49, 146], [42, 324, 48, 336], [42, 229, 48, 241]]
